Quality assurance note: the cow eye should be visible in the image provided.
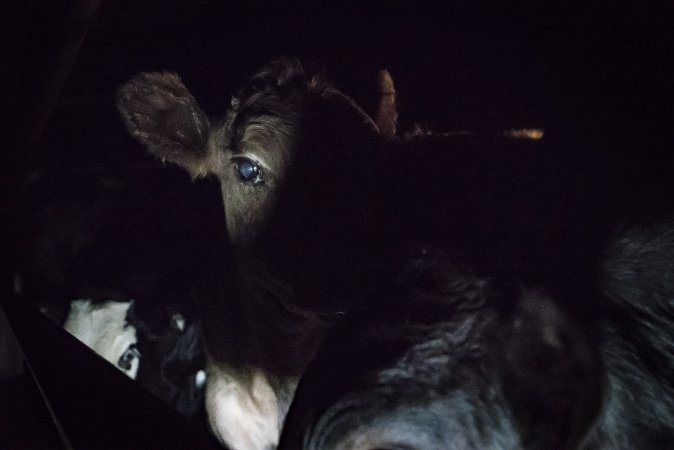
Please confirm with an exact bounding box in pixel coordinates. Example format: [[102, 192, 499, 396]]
[[118, 345, 141, 371], [233, 157, 263, 184]]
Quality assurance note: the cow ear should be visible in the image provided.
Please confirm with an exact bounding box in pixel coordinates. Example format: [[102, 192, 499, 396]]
[[498, 289, 604, 450], [116, 72, 212, 177], [374, 70, 398, 139]]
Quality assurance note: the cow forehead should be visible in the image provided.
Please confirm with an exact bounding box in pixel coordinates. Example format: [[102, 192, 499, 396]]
[[236, 116, 296, 157]]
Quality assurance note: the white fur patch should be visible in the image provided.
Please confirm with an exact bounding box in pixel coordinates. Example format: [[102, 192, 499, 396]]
[[195, 369, 206, 388], [63, 299, 139, 379], [172, 313, 186, 331], [205, 363, 281, 450]]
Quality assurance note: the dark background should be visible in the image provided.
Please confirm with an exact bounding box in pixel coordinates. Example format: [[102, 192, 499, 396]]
[[1, 1, 674, 447], [3, 0, 674, 366], [3, 0, 674, 384], [5, 1, 674, 168]]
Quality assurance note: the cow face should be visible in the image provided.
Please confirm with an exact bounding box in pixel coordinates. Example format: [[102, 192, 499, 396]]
[[280, 245, 604, 450], [63, 299, 141, 379], [117, 59, 381, 313]]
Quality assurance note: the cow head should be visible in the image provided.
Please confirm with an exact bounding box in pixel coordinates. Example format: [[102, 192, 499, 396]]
[[63, 299, 141, 379], [117, 59, 385, 316]]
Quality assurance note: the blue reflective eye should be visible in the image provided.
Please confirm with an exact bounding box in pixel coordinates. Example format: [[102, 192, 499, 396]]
[[234, 158, 262, 183]]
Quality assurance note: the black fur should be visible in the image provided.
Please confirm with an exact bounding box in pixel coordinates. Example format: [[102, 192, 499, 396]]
[[16, 167, 218, 419], [281, 225, 674, 449], [117, 58, 674, 449], [128, 301, 206, 419]]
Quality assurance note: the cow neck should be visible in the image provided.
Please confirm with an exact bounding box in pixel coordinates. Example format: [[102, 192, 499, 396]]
[[237, 264, 331, 376]]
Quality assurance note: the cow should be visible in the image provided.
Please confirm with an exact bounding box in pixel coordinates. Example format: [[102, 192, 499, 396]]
[[58, 294, 206, 416], [117, 58, 401, 449], [117, 56, 631, 449], [280, 224, 674, 449], [16, 166, 213, 419]]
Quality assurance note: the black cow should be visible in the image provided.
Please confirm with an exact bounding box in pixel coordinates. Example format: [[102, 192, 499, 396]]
[[116, 58, 399, 449], [117, 57, 673, 449], [281, 224, 674, 449]]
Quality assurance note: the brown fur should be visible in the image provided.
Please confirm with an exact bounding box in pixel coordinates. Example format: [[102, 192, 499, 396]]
[[117, 58, 386, 449]]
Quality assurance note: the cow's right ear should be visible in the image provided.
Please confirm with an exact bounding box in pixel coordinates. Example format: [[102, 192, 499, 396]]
[[116, 72, 212, 177]]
